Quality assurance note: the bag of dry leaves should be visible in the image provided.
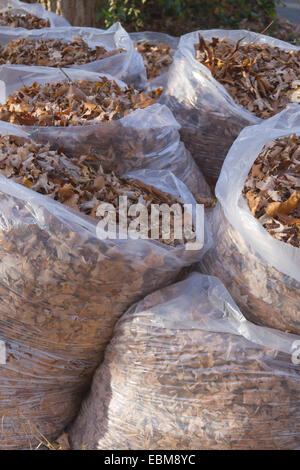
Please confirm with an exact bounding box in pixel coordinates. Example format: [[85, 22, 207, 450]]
[[161, 29, 300, 187], [0, 118, 209, 449], [0, 0, 69, 28], [198, 104, 300, 336], [0, 64, 213, 205], [0, 21, 146, 90], [69, 272, 300, 450], [130, 31, 178, 92]]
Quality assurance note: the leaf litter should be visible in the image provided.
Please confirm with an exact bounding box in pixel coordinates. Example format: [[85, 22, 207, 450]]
[[0, 134, 192, 246], [0, 37, 124, 67], [0, 11, 50, 29], [134, 41, 174, 80], [0, 76, 156, 126], [194, 34, 300, 119], [0, 73, 213, 207], [243, 134, 300, 248]]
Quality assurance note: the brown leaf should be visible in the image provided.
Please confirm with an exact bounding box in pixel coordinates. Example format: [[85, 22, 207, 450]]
[[265, 191, 300, 217], [135, 41, 174, 80], [246, 193, 261, 216]]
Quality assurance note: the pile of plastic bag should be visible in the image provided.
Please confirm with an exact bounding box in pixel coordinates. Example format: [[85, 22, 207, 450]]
[[0, 119, 209, 449], [0, 6, 299, 450]]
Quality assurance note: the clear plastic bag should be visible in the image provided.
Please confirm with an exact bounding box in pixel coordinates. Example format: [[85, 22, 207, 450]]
[[0, 0, 70, 27], [0, 21, 146, 89], [0, 64, 212, 204], [199, 104, 300, 335], [69, 272, 300, 450], [130, 31, 179, 91], [0, 121, 208, 449], [130, 31, 179, 51], [161, 29, 300, 185]]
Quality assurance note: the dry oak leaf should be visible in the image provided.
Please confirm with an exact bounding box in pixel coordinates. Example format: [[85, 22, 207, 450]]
[[265, 191, 300, 217]]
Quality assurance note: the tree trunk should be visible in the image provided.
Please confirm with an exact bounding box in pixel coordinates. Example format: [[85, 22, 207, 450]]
[[24, 0, 98, 27]]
